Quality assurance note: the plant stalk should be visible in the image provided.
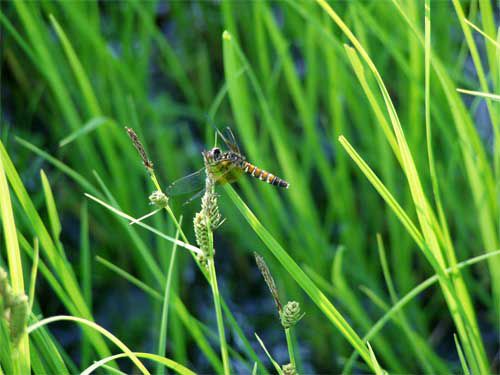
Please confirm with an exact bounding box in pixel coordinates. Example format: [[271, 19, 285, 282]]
[[285, 328, 296, 370], [208, 257, 230, 375]]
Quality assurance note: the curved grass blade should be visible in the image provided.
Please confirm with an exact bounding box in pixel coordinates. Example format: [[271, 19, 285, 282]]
[[82, 352, 195, 375], [59, 117, 112, 148], [28, 315, 149, 375]]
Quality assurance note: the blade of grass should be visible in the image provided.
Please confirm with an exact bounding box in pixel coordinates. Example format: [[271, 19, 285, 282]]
[[366, 342, 386, 375], [40, 170, 62, 244], [80, 200, 92, 367], [28, 238, 39, 313], [456, 89, 500, 102], [0, 145, 30, 374], [455, 333, 471, 375], [59, 117, 113, 148], [82, 352, 195, 375], [28, 316, 149, 375], [156, 216, 182, 375], [255, 333, 283, 375]]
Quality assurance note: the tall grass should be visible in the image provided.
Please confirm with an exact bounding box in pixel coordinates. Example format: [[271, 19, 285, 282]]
[[1, 1, 499, 373]]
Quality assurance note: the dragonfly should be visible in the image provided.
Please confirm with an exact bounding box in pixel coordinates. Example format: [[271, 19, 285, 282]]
[[166, 127, 289, 200]]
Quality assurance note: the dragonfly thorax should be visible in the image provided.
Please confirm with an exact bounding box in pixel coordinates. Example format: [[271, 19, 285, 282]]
[[203, 147, 245, 166]]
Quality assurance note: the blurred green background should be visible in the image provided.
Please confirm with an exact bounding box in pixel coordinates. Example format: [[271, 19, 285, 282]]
[[1, 0, 499, 374]]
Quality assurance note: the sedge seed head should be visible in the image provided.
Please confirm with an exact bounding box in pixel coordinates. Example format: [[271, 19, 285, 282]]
[[282, 363, 297, 375], [125, 127, 154, 170], [149, 190, 168, 208], [281, 301, 304, 329], [254, 252, 282, 314]]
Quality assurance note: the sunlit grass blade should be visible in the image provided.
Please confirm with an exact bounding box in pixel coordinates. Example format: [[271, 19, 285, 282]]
[[28, 316, 149, 375], [456, 89, 500, 102], [0, 141, 30, 374], [82, 352, 195, 375]]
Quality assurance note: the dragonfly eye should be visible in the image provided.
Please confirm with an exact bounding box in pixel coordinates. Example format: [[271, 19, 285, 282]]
[[212, 147, 221, 160]]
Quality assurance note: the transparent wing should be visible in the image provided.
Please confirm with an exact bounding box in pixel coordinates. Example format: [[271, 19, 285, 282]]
[[218, 127, 241, 154], [166, 167, 206, 196], [167, 160, 241, 200]]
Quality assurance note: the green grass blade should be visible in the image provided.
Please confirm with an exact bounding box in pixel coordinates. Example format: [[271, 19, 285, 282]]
[[156, 217, 182, 375], [456, 89, 500, 102], [454, 334, 471, 375], [0, 142, 30, 374], [27, 238, 39, 314], [254, 333, 283, 375], [80, 201, 92, 367], [59, 117, 112, 148], [82, 352, 195, 375], [40, 170, 62, 243], [28, 316, 149, 375]]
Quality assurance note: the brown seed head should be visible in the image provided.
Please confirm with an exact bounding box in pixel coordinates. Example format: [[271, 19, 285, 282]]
[[125, 127, 154, 170]]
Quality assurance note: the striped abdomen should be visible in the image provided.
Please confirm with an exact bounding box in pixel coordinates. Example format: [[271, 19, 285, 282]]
[[242, 161, 289, 188]]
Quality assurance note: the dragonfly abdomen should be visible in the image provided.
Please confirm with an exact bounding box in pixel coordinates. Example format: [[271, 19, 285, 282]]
[[243, 161, 289, 189]]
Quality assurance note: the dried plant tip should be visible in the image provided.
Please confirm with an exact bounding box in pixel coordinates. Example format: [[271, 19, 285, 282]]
[[125, 127, 154, 170], [254, 252, 282, 314], [149, 190, 168, 208], [281, 301, 304, 329], [9, 294, 28, 347], [282, 363, 297, 375]]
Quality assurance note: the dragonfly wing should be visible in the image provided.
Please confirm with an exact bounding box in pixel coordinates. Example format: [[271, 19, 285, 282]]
[[217, 127, 241, 154], [166, 167, 206, 196], [181, 189, 206, 206], [167, 160, 242, 200]]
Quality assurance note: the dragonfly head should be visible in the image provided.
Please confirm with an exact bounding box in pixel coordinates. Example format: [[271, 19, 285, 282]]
[[203, 147, 222, 165]]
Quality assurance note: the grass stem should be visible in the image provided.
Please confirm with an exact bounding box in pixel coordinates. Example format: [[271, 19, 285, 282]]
[[208, 258, 230, 375], [284, 328, 296, 370]]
